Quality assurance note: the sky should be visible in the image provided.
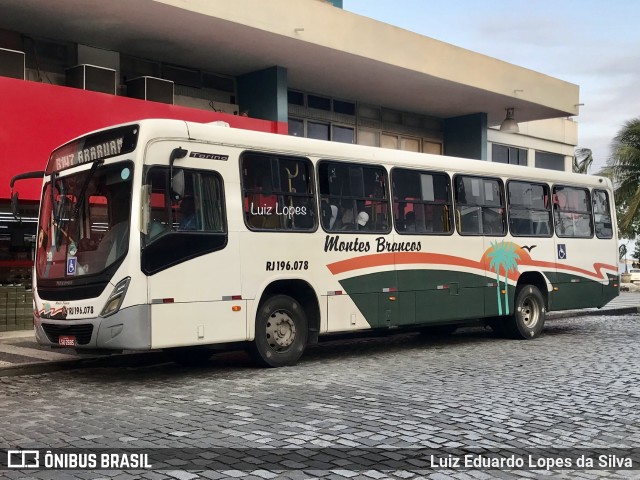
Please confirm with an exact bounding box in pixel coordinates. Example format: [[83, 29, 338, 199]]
[[343, 0, 640, 173]]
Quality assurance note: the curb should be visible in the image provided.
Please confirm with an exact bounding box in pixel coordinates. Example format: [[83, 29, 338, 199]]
[[0, 351, 169, 378], [547, 306, 640, 320]]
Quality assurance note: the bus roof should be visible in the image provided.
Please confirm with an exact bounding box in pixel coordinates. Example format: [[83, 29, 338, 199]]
[[58, 118, 614, 190]]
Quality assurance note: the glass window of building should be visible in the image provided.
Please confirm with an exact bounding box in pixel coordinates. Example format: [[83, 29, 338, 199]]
[[493, 144, 527, 166], [536, 151, 565, 171]]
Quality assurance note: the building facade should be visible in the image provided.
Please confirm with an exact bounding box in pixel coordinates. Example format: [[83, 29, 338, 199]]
[[0, 0, 579, 326]]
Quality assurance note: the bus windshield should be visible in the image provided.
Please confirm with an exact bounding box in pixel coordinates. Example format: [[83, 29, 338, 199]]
[[36, 162, 133, 280]]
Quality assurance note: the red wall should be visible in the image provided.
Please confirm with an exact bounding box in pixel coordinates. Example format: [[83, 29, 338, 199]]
[[0, 77, 287, 201]]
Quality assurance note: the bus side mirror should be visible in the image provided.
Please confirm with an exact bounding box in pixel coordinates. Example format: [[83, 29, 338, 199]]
[[9, 170, 45, 223], [10, 191, 21, 222], [171, 169, 185, 198], [169, 147, 188, 199]]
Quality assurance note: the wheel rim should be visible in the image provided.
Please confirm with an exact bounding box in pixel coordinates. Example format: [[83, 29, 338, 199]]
[[266, 310, 296, 352], [519, 294, 540, 329]]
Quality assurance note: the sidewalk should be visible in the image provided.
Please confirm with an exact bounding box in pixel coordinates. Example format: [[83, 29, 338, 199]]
[[1, 291, 639, 377]]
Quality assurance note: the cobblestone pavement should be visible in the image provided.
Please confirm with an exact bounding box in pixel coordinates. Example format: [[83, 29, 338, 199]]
[[1, 314, 639, 479]]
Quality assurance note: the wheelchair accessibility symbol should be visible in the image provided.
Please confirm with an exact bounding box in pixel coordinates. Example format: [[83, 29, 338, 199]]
[[557, 244, 567, 260], [66, 257, 77, 276]]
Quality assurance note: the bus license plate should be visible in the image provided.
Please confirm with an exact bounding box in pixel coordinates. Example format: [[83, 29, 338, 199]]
[[58, 336, 76, 347]]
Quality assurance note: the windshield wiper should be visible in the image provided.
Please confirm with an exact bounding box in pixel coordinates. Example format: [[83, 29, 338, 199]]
[[50, 172, 66, 251], [72, 160, 103, 222]]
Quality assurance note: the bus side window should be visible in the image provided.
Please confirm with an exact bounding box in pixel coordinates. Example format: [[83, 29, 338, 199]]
[[507, 181, 552, 237], [318, 161, 390, 233], [242, 153, 316, 231], [392, 168, 452, 235], [593, 189, 613, 239], [553, 186, 593, 238], [455, 175, 505, 236]]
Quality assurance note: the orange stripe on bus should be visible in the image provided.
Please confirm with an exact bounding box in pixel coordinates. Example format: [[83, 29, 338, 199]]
[[327, 253, 617, 283], [327, 252, 483, 275]]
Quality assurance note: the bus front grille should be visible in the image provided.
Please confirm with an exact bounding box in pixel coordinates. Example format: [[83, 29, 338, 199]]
[[42, 324, 94, 345]]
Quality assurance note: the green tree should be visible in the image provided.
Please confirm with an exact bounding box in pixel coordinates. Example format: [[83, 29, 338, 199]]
[[573, 147, 593, 174], [607, 118, 640, 232]]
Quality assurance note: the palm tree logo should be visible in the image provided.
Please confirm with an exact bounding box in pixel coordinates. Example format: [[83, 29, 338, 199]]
[[486, 241, 521, 315]]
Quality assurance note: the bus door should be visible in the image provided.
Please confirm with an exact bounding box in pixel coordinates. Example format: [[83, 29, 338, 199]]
[[551, 186, 606, 310], [141, 146, 244, 349]]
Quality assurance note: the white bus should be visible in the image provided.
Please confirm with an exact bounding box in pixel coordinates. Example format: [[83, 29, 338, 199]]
[[26, 119, 619, 367]]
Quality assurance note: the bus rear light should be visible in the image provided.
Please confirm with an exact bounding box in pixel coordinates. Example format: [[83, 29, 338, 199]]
[[222, 295, 242, 301], [100, 277, 131, 318], [327, 290, 343, 296]]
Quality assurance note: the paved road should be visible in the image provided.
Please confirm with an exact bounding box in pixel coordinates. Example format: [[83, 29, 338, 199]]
[[1, 313, 639, 479], [1, 291, 638, 373]]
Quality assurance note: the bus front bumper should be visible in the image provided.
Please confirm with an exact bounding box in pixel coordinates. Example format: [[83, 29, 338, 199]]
[[34, 304, 151, 351]]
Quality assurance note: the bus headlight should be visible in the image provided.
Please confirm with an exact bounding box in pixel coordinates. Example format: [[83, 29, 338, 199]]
[[100, 277, 131, 317]]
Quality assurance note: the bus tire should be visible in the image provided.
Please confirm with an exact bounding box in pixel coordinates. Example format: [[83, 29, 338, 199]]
[[504, 285, 546, 339], [252, 294, 308, 368]]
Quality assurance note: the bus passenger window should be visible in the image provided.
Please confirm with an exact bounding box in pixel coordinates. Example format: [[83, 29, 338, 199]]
[[391, 169, 452, 235], [593, 189, 613, 239], [318, 161, 390, 234], [454, 176, 505, 236], [553, 186, 593, 238], [507, 181, 552, 237], [241, 153, 316, 231]]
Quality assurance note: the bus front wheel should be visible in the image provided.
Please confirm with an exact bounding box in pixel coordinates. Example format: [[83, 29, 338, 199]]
[[504, 285, 546, 339], [252, 294, 308, 368]]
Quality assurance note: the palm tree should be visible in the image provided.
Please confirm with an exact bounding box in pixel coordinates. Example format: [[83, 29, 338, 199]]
[[608, 118, 640, 231], [487, 241, 521, 315], [501, 243, 520, 315], [573, 148, 593, 174], [487, 243, 506, 315]]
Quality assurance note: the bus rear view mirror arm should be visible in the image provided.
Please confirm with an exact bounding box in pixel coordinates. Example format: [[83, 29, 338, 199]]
[[9, 170, 44, 221]]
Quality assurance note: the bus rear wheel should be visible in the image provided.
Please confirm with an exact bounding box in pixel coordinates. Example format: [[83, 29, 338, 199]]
[[504, 285, 546, 339], [252, 294, 308, 368]]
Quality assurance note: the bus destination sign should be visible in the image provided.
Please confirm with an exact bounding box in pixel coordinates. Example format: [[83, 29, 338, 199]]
[[52, 138, 124, 172], [46, 125, 139, 174]]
